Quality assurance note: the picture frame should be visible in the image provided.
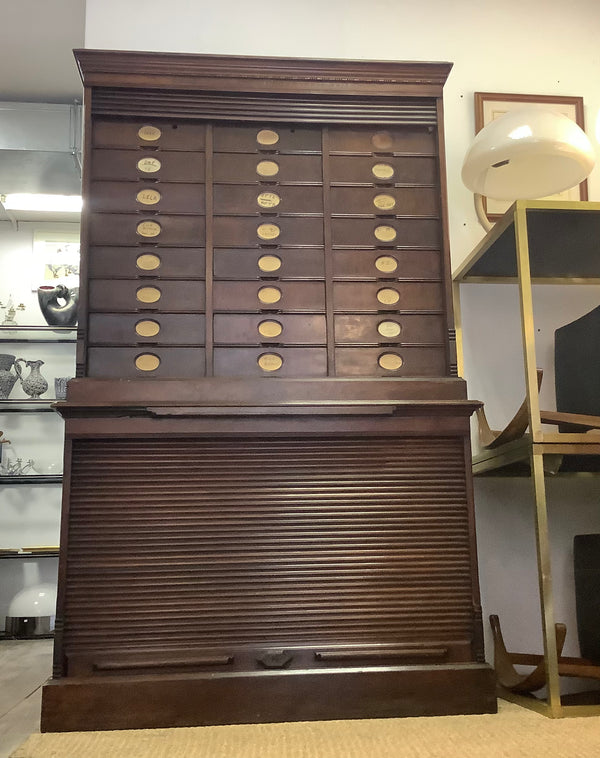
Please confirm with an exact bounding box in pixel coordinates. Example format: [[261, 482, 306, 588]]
[[32, 230, 80, 292], [474, 92, 589, 220]]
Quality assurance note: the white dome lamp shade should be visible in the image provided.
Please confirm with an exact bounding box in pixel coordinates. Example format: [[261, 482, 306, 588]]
[[462, 107, 595, 230], [5, 582, 57, 638]]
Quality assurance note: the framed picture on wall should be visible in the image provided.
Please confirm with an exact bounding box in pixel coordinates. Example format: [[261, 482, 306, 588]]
[[32, 230, 80, 292], [474, 92, 589, 220]]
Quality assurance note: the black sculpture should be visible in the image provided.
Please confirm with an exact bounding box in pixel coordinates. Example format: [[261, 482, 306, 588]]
[[37, 285, 79, 327]]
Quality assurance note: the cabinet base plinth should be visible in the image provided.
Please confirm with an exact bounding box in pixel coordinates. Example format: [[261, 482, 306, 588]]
[[41, 664, 496, 732]]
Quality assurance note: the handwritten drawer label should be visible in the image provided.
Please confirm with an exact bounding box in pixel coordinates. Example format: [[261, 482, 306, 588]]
[[137, 156, 161, 173], [136, 188, 161, 205], [138, 125, 162, 142], [258, 353, 283, 371]]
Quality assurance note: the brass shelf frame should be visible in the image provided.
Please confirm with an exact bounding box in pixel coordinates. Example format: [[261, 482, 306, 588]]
[[453, 199, 600, 718]]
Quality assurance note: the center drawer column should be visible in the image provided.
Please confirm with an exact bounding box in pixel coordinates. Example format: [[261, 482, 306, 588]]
[[211, 124, 327, 378]]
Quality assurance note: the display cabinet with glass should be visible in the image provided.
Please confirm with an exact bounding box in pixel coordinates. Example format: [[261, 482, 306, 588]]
[[0, 326, 75, 635]]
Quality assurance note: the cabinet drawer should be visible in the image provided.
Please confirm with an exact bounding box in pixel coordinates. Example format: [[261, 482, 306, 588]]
[[213, 216, 323, 247], [214, 314, 326, 345], [87, 347, 205, 378], [89, 213, 205, 247], [88, 247, 205, 279], [213, 281, 325, 312], [213, 124, 322, 153], [328, 126, 436, 154], [91, 149, 205, 182], [328, 155, 437, 185], [332, 250, 441, 280], [88, 280, 205, 312], [332, 282, 443, 311], [88, 314, 205, 345], [331, 218, 440, 248], [335, 347, 447, 377], [213, 184, 323, 215], [334, 314, 445, 344], [213, 248, 324, 279], [93, 119, 206, 150], [214, 347, 327, 377], [89, 182, 205, 214], [213, 153, 322, 183], [329, 186, 438, 216]]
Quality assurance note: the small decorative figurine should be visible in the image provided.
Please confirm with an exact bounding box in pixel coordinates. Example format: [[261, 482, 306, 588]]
[[0, 294, 26, 326]]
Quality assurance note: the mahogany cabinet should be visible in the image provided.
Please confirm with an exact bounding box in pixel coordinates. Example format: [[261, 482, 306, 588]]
[[41, 50, 495, 731]]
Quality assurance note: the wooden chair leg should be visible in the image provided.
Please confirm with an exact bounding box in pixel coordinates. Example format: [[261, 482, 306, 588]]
[[490, 614, 567, 694]]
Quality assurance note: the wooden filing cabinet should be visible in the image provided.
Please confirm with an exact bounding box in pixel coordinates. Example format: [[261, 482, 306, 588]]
[[41, 50, 495, 731]]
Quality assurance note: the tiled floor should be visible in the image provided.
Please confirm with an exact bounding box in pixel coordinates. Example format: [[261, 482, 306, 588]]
[[0, 639, 53, 758]]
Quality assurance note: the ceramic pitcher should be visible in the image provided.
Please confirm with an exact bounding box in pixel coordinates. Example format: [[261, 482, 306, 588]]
[[15, 358, 49, 399], [0, 353, 19, 399]]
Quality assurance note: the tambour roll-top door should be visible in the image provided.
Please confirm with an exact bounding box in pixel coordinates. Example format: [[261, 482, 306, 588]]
[[62, 436, 478, 670]]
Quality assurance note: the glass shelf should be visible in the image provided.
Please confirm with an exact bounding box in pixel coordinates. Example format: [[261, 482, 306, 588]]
[[0, 474, 62, 484], [0, 550, 60, 559], [0, 325, 76, 343], [0, 399, 60, 412]]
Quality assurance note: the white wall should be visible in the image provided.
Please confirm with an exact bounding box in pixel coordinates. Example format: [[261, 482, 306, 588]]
[[84, 0, 600, 265], [82, 0, 600, 669]]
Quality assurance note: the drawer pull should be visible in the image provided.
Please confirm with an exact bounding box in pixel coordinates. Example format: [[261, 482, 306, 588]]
[[135, 319, 161, 338], [378, 352, 403, 371], [136, 253, 161, 271], [138, 125, 162, 142], [375, 254, 398, 273], [136, 188, 161, 206], [373, 193, 396, 211], [258, 254, 282, 273], [315, 646, 447, 662], [377, 320, 401, 338], [257, 223, 280, 241], [136, 220, 161, 238], [258, 320, 283, 338], [258, 286, 281, 305], [257, 191, 281, 209], [137, 156, 161, 173], [258, 352, 283, 372], [374, 224, 397, 243], [136, 286, 161, 304], [256, 159, 279, 177], [372, 162, 394, 180], [135, 353, 160, 372], [376, 287, 400, 305], [257, 128, 280, 146], [93, 654, 233, 671]]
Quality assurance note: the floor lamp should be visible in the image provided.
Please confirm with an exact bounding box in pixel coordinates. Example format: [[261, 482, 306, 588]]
[[461, 106, 595, 230]]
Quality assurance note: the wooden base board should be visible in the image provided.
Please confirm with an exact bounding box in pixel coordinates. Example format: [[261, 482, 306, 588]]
[[41, 664, 496, 732]]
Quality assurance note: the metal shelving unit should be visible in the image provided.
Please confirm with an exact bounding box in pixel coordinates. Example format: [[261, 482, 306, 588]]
[[453, 199, 600, 718]]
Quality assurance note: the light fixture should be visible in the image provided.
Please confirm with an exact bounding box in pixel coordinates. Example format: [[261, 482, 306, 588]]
[[462, 107, 595, 230], [1, 192, 82, 213]]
